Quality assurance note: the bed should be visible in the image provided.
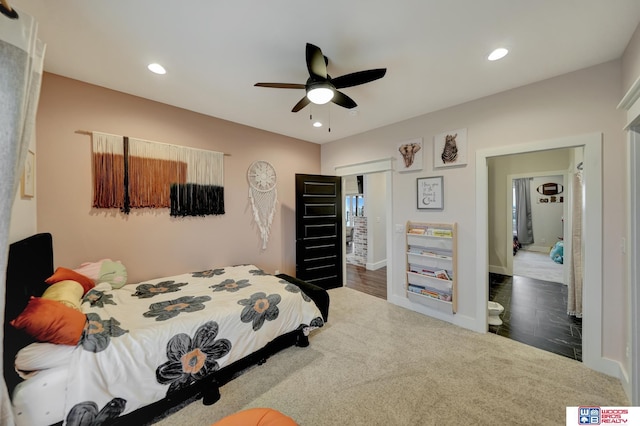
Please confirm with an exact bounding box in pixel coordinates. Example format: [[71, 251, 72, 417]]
[[4, 233, 329, 426]]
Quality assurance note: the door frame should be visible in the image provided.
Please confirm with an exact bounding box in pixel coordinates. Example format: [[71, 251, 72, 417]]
[[629, 126, 640, 405], [618, 78, 640, 405], [476, 133, 618, 378], [335, 158, 394, 299]]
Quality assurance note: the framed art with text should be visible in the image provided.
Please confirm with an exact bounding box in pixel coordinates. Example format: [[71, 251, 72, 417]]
[[417, 176, 443, 210]]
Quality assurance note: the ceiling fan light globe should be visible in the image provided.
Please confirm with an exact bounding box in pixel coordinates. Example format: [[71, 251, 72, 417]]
[[307, 87, 334, 104]]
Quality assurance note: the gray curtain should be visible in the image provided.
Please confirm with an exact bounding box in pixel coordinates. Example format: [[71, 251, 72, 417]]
[[568, 171, 584, 317], [0, 8, 45, 425], [514, 178, 534, 245]]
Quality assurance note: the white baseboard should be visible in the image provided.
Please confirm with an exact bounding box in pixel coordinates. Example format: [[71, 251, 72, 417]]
[[366, 259, 386, 271], [389, 294, 483, 333], [489, 265, 509, 275]]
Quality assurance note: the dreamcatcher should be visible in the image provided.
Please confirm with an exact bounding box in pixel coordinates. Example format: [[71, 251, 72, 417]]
[[247, 160, 277, 249]]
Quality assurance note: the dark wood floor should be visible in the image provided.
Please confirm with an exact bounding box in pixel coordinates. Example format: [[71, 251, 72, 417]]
[[488, 273, 582, 361], [346, 264, 387, 299]]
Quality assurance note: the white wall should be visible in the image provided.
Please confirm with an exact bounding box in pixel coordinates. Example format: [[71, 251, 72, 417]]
[[344, 175, 359, 195], [529, 175, 564, 252], [365, 172, 387, 270], [321, 60, 627, 366]]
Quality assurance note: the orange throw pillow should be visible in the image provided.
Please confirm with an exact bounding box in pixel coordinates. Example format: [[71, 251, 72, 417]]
[[211, 408, 298, 426], [10, 297, 86, 345], [46, 267, 95, 294]]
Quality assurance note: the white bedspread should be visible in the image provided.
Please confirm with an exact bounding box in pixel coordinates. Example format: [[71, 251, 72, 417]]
[[59, 264, 323, 425]]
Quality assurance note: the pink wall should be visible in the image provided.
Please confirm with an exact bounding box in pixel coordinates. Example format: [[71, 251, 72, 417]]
[[36, 73, 320, 283]]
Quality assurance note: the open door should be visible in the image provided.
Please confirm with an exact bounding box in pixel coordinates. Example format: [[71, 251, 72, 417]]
[[295, 174, 342, 290]]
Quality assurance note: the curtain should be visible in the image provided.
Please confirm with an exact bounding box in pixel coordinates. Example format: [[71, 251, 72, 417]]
[[514, 178, 534, 245], [0, 7, 45, 425], [568, 170, 584, 317]]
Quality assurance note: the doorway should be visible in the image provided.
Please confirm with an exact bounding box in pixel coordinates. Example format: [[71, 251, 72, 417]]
[[343, 172, 388, 299], [487, 152, 581, 360], [295, 174, 343, 290], [476, 133, 614, 376], [334, 159, 394, 301], [508, 171, 571, 285]]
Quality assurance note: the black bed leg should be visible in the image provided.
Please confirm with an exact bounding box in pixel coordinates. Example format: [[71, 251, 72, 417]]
[[296, 333, 309, 348], [202, 379, 221, 406]]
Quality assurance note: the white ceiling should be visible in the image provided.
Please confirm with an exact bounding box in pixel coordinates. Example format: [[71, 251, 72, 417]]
[[10, 0, 640, 144]]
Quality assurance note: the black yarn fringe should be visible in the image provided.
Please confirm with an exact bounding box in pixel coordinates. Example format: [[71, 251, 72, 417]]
[[170, 184, 225, 217], [121, 136, 131, 214]]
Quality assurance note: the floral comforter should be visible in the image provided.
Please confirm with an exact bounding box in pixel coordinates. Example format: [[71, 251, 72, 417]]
[[63, 264, 324, 425]]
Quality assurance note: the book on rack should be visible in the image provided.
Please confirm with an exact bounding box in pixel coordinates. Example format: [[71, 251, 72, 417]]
[[422, 227, 453, 237], [435, 270, 450, 280], [408, 228, 426, 235], [407, 285, 452, 301], [418, 250, 452, 259]]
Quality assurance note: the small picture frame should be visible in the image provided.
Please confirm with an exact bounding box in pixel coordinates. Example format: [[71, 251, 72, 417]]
[[417, 176, 443, 210], [21, 150, 35, 198]]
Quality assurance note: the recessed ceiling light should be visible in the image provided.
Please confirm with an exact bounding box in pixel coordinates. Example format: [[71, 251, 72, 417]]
[[147, 63, 166, 75], [488, 48, 509, 61], [313, 121, 323, 128]]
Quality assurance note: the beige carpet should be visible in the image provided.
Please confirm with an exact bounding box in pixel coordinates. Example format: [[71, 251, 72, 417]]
[[154, 287, 627, 426]]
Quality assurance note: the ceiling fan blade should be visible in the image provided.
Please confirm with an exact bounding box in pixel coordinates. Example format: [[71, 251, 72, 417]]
[[292, 96, 311, 112], [255, 82, 305, 89], [332, 91, 357, 109], [306, 43, 327, 80], [331, 68, 387, 89]]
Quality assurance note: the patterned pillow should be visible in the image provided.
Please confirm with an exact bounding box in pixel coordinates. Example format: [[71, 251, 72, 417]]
[[74, 259, 127, 289]]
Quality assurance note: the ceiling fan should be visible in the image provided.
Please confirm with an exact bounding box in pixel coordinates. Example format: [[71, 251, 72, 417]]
[[255, 43, 387, 113]]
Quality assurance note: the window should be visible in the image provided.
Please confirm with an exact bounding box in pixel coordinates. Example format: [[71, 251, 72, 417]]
[[345, 195, 364, 227]]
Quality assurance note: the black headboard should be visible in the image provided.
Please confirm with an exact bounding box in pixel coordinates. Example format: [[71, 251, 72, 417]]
[[3, 232, 53, 395]]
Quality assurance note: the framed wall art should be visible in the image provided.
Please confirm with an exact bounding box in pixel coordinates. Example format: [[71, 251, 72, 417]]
[[397, 138, 423, 172], [417, 176, 443, 210], [434, 128, 467, 168]]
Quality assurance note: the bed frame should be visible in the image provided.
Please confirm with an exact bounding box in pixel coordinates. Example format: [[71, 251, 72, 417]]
[[3, 233, 330, 425]]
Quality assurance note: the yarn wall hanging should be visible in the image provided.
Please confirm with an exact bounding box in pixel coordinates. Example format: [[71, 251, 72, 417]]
[[247, 160, 277, 249], [92, 131, 224, 216]]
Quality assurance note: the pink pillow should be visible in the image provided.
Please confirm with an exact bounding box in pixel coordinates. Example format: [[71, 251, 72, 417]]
[[10, 297, 86, 346]]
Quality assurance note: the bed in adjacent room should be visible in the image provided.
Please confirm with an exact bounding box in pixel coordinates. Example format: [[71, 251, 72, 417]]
[[4, 233, 329, 426]]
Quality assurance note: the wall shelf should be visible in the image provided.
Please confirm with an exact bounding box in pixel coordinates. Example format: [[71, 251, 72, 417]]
[[406, 221, 457, 314]]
